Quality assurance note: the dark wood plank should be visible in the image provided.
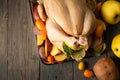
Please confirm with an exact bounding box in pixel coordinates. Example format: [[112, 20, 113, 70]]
[[40, 61, 74, 80], [7, 0, 39, 80], [0, 0, 8, 80]]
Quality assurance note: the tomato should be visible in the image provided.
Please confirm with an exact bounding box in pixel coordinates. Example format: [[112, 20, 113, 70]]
[[84, 69, 94, 78]]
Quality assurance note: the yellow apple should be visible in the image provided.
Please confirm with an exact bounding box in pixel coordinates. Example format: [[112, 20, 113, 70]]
[[111, 34, 120, 58], [101, 0, 120, 24]]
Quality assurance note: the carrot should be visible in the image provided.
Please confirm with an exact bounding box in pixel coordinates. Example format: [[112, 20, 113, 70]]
[[47, 55, 54, 64], [35, 19, 45, 30], [95, 2, 102, 19], [41, 27, 47, 40], [94, 19, 106, 38], [94, 25, 104, 38]]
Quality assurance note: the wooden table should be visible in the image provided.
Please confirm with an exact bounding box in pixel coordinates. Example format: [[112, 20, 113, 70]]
[[0, 0, 120, 80]]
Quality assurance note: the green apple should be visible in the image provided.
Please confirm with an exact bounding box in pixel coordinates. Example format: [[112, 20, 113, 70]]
[[101, 0, 120, 24]]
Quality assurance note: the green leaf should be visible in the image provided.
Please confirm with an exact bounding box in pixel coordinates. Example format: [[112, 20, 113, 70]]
[[63, 43, 85, 61], [63, 43, 79, 56]]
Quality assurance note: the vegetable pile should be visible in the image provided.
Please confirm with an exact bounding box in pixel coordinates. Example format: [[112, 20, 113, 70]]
[[31, 0, 107, 64]]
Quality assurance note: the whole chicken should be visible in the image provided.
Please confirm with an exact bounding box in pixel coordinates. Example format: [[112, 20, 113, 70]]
[[38, 0, 97, 60]]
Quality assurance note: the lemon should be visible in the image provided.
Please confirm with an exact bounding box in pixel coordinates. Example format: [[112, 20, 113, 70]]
[[111, 34, 120, 58], [63, 42, 86, 61], [64, 41, 83, 50]]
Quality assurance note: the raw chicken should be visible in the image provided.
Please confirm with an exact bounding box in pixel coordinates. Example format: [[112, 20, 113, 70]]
[[38, 0, 97, 54]]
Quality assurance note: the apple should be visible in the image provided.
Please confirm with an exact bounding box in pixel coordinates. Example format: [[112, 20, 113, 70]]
[[101, 0, 120, 24], [111, 34, 120, 58], [54, 53, 67, 62]]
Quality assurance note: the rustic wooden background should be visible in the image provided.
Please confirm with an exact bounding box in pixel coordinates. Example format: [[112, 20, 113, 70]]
[[0, 0, 120, 80]]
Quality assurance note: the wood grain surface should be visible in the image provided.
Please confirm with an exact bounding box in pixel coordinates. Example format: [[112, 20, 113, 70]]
[[0, 0, 120, 80]]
